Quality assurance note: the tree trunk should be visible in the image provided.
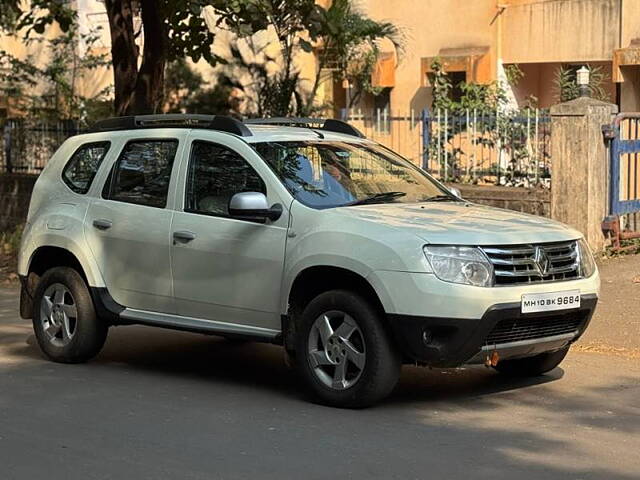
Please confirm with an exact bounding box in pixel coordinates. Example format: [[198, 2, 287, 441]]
[[104, 0, 138, 115], [130, 0, 168, 114], [104, 0, 167, 115]]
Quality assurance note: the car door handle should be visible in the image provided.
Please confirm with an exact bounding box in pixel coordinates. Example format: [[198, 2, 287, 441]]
[[92, 219, 113, 230], [173, 230, 196, 243]]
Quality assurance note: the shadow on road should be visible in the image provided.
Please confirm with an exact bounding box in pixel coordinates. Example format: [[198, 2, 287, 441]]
[[1, 309, 639, 479], [4, 321, 559, 403]]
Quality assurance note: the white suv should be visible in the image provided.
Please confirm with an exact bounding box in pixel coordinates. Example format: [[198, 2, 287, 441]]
[[18, 115, 599, 407]]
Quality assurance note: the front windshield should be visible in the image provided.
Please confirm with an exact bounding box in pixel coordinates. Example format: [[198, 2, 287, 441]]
[[253, 141, 457, 208]]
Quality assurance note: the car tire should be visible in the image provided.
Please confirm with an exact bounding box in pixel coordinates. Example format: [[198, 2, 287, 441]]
[[32, 267, 108, 363], [493, 346, 570, 377], [295, 289, 401, 408]]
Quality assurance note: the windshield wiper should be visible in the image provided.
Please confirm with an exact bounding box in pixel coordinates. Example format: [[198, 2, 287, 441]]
[[422, 194, 461, 202], [347, 191, 407, 206]]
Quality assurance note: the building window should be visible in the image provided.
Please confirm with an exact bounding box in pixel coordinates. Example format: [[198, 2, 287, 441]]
[[374, 88, 392, 133], [449, 71, 467, 103]]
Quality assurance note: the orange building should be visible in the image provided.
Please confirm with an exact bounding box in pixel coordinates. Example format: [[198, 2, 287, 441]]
[[321, 0, 640, 113]]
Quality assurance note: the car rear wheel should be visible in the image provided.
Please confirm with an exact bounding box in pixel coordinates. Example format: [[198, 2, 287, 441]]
[[32, 267, 108, 363], [296, 290, 401, 408], [493, 346, 570, 377]]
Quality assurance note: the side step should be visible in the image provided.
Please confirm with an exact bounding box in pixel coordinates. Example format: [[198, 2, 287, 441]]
[[120, 308, 281, 342], [91, 287, 281, 343]]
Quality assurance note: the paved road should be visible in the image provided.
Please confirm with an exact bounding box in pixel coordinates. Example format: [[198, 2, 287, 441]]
[[1, 287, 639, 480]]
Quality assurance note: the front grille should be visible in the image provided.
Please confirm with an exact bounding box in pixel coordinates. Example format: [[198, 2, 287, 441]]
[[481, 241, 582, 286], [485, 311, 586, 346]]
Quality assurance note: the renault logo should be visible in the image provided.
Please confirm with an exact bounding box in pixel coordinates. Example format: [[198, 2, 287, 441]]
[[534, 247, 551, 275]]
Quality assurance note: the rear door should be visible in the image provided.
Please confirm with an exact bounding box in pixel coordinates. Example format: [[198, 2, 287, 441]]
[[169, 133, 289, 330], [85, 132, 185, 313]]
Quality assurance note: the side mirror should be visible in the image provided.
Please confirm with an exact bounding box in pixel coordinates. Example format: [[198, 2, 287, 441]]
[[449, 186, 462, 199], [228, 192, 282, 223]]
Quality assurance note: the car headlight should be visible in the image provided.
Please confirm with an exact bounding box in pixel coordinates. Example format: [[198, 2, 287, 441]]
[[577, 238, 596, 278], [423, 245, 494, 287]]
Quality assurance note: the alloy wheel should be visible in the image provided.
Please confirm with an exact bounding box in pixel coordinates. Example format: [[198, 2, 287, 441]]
[[307, 310, 366, 390], [40, 283, 78, 347]]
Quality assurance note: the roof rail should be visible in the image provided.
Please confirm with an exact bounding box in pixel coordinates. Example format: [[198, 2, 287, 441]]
[[244, 117, 365, 138], [91, 114, 252, 137]]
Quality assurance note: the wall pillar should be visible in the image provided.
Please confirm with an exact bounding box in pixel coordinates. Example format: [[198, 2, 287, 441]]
[[550, 97, 618, 252]]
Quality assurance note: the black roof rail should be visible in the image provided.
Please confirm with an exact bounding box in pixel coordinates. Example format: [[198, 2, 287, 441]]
[[91, 114, 252, 137], [244, 117, 365, 138]]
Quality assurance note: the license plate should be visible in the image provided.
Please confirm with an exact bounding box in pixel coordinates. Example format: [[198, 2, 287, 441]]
[[521, 290, 580, 314]]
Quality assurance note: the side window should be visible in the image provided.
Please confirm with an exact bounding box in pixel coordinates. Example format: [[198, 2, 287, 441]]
[[103, 140, 178, 208], [186, 141, 266, 216], [62, 142, 110, 194]]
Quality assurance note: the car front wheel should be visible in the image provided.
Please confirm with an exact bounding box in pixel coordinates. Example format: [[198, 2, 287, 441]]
[[296, 290, 401, 408]]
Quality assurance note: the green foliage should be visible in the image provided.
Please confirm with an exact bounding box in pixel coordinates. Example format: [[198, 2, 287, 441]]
[[0, 223, 23, 257], [216, 0, 325, 117], [5, 0, 221, 64], [504, 64, 524, 86], [555, 64, 610, 103], [220, 0, 402, 117], [220, 43, 304, 117], [603, 237, 640, 258], [164, 59, 206, 112], [344, 49, 381, 104], [0, 2, 21, 30], [312, 0, 403, 110], [3, 0, 77, 35], [3, 0, 243, 114], [184, 83, 240, 116], [164, 59, 239, 115], [427, 58, 546, 185], [428, 58, 508, 114], [0, 24, 111, 123], [427, 58, 453, 111], [159, 0, 326, 115], [83, 98, 115, 125], [4, 0, 400, 117], [164, 0, 220, 65]]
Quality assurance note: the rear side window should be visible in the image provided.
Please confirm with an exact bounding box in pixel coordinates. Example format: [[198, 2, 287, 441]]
[[62, 142, 110, 194], [185, 141, 266, 216], [103, 140, 178, 208]]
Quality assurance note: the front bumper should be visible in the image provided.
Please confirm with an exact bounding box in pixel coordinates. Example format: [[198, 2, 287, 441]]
[[387, 294, 597, 367]]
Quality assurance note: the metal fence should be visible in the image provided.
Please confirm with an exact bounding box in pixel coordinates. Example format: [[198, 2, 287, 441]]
[[1, 112, 552, 189], [608, 113, 640, 232], [344, 108, 552, 188], [1, 120, 83, 174], [344, 109, 425, 167]]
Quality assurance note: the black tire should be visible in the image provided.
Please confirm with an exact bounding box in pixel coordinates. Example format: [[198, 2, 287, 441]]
[[295, 290, 401, 408], [493, 346, 570, 377], [32, 267, 108, 363]]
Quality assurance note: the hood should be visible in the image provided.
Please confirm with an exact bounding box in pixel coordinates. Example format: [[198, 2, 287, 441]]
[[334, 202, 581, 245]]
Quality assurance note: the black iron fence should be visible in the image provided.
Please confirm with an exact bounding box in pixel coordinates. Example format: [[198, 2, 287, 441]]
[[1, 119, 85, 174]]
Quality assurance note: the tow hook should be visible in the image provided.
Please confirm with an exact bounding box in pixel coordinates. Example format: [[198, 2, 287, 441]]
[[484, 351, 500, 367]]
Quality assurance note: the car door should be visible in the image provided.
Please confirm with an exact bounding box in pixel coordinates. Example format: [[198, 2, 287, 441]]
[[85, 134, 184, 313], [170, 134, 289, 330]]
